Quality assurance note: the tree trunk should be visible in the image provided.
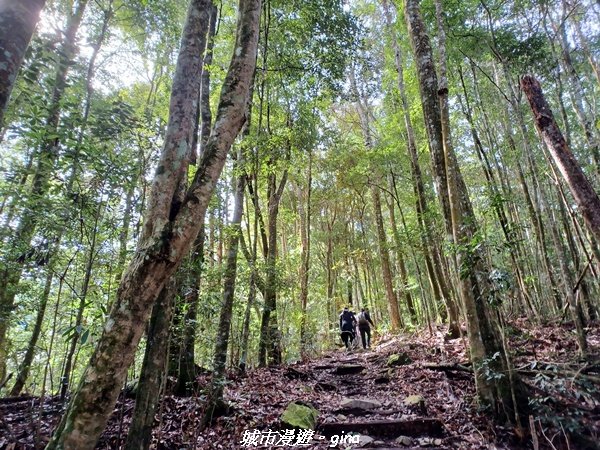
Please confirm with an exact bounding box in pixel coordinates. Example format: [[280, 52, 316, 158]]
[[202, 153, 245, 427], [45, 0, 261, 447], [0, 0, 46, 126], [9, 269, 53, 396], [124, 280, 175, 450], [0, 0, 89, 382], [521, 75, 600, 244], [299, 149, 312, 358], [382, 0, 460, 335], [372, 186, 402, 330], [405, 0, 522, 423], [385, 190, 417, 323], [172, 2, 215, 394], [257, 167, 287, 367]]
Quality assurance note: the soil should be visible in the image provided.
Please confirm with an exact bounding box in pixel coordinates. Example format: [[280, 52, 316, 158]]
[[1, 320, 598, 449]]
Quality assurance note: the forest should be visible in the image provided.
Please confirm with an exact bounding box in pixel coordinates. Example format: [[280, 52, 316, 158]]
[[0, 0, 599, 448]]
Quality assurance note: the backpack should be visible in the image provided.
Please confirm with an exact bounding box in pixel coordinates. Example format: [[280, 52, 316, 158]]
[[341, 310, 353, 324], [357, 312, 369, 326]]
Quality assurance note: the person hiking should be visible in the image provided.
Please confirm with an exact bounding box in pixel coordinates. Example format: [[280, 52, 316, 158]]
[[339, 306, 357, 350], [357, 307, 375, 349]]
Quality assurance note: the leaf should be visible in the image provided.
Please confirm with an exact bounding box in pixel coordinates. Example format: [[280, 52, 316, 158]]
[[80, 328, 90, 345]]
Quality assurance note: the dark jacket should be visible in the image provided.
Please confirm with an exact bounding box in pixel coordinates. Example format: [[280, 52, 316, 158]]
[[339, 310, 356, 333]]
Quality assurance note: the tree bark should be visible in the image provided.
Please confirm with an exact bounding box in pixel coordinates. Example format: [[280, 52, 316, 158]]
[[0, 0, 89, 382], [45, 0, 261, 447], [257, 167, 287, 367], [299, 149, 313, 358], [0, 0, 46, 126], [124, 280, 175, 450], [521, 75, 600, 244], [405, 0, 522, 423], [382, 0, 459, 336], [202, 152, 245, 427]]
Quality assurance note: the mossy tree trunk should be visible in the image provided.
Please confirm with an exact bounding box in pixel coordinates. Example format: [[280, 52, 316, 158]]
[[404, 0, 523, 423]]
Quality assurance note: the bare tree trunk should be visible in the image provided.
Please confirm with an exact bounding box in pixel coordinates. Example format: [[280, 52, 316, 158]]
[[172, 2, 216, 395], [385, 190, 417, 323], [522, 75, 600, 244], [299, 149, 312, 358], [257, 167, 287, 366], [372, 186, 402, 330], [348, 66, 402, 331], [382, 0, 460, 336], [46, 0, 260, 447], [0, 0, 46, 126], [202, 152, 245, 427]]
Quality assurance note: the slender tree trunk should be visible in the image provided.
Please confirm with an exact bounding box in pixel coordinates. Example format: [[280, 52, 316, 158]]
[[124, 280, 175, 450], [349, 67, 402, 331], [59, 198, 103, 400], [46, 0, 260, 447], [202, 153, 245, 427], [0, 0, 89, 382], [383, 0, 460, 335], [385, 191, 417, 323], [258, 167, 287, 366], [372, 186, 402, 330], [172, 2, 216, 394], [9, 269, 53, 396], [0, 0, 46, 126], [522, 75, 600, 244], [298, 149, 312, 358]]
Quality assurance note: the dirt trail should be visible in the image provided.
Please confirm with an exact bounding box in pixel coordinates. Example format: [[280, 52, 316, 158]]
[[1, 322, 598, 449]]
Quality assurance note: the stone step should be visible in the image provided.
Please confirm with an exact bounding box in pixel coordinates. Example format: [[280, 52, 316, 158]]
[[318, 417, 444, 438]]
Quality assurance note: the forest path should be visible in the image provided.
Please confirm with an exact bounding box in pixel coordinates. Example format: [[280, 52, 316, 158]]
[[2, 321, 598, 449], [215, 330, 510, 449]]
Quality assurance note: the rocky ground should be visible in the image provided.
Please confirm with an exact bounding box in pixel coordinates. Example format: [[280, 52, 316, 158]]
[[1, 320, 599, 449]]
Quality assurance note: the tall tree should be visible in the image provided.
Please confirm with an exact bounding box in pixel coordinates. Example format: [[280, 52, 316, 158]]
[[404, 0, 523, 423], [522, 75, 600, 255], [0, 0, 89, 385], [0, 0, 46, 127], [46, 0, 261, 447]]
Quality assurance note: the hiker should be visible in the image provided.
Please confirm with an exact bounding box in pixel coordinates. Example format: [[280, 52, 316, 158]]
[[357, 307, 375, 349], [339, 306, 357, 349]]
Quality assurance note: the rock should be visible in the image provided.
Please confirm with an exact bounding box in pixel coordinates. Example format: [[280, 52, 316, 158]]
[[417, 437, 443, 447], [358, 435, 375, 447], [387, 353, 412, 367], [319, 418, 444, 438], [403, 395, 426, 414], [340, 398, 382, 411], [280, 402, 319, 430], [396, 435, 413, 446], [334, 364, 365, 375], [336, 414, 347, 421]]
